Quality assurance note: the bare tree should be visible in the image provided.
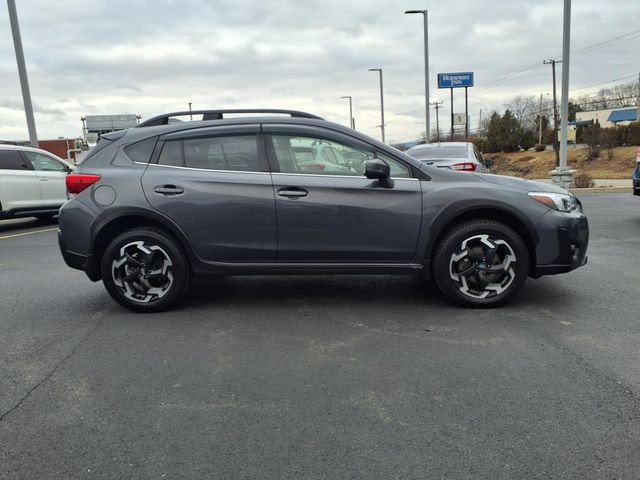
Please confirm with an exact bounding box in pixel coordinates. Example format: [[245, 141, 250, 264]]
[[505, 95, 538, 131], [571, 80, 639, 111]]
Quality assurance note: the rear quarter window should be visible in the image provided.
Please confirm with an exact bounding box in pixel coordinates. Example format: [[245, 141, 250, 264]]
[[123, 137, 158, 163]]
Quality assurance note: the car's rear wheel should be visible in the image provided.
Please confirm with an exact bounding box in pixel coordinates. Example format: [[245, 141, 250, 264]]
[[433, 220, 529, 307], [101, 227, 191, 312]]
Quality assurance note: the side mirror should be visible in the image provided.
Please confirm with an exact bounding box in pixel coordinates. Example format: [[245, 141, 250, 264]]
[[485, 158, 495, 168], [364, 159, 390, 180]]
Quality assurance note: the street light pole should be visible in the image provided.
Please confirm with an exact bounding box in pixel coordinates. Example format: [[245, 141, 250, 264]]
[[341, 96, 354, 129], [558, 0, 571, 172], [368, 68, 385, 143], [188, 102, 193, 121], [405, 10, 430, 142], [7, 0, 38, 147]]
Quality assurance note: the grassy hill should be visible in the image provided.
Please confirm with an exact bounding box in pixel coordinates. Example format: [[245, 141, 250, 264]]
[[487, 146, 638, 179]]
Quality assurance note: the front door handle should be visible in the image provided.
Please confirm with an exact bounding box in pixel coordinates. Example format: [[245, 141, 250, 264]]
[[277, 187, 308, 198], [153, 185, 184, 195]]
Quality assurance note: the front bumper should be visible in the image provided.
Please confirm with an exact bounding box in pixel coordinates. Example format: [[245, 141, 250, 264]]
[[532, 211, 589, 277], [633, 177, 640, 196]]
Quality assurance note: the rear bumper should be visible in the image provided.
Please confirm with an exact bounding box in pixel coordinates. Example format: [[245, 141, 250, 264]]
[[532, 212, 589, 277], [58, 230, 100, 281]]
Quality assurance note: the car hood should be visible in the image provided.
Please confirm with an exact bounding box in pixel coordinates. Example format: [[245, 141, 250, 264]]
[[472, 173, 568, 194]]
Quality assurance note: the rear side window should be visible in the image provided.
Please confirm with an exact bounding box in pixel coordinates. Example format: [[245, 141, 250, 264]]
[[0, 150, 31, 170], [157, 140, 183, 167], [183, 135, 260, 172], [123, 137, 157, 163]]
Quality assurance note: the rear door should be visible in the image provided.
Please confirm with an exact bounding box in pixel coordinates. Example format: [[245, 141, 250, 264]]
[[264, 125, 423, 263], [141, 125, 277, 263], [21, 151, 69, 206], [0, 149, 41, 212]]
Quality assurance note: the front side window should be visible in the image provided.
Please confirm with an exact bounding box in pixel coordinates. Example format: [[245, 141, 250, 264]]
[[271, 135, 410, 178], [0, 150, 31, 170], [23, 152, 67, 172]]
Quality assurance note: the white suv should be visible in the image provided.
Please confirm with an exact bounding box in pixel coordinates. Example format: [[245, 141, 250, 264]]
[[0, 144, 74, 221]]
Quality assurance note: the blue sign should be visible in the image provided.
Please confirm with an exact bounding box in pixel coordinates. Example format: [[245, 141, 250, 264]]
[[438, 72, 474, 88]]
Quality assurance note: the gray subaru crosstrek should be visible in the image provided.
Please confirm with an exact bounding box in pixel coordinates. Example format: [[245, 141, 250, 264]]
[[58, 109, 588, 312]]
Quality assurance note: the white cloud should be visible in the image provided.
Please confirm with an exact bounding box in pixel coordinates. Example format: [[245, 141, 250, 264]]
[[0, 0, 638, 142]]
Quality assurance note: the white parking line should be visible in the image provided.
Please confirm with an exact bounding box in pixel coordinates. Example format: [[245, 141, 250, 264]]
[[0, 227, 58, 240]]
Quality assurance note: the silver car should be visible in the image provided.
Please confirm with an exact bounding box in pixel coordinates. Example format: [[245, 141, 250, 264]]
[[406, 142, 493, 173]]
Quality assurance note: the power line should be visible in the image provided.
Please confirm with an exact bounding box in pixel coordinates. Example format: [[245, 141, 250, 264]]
[[477, 28, 640, 92], [573, 74, 637, 92]]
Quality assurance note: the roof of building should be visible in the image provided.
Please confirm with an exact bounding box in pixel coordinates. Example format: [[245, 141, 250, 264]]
[[607, 108, 638, 123]]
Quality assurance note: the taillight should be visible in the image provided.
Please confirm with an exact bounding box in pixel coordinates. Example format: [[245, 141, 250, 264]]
[[66, 174, 101, 194], [450, 162, 477, 172]]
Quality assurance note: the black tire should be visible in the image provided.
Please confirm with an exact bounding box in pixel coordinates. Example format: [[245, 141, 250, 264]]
[[101, 227, 191, 312], [432, 220, 529, 308]]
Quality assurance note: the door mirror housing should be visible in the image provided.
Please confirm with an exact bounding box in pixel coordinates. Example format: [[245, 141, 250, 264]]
[[364, 159, 390, 180], [484, 158, 495, 168]]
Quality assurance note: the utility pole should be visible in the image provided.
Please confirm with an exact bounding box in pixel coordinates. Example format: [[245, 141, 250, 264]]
[[478, 108, 482, 134], [538, 93, 544, 145], [368, 68, 385, 143], [544, 59, 562, 167], [430, 101, 443, 142], [341, 96, 354, 129], [558, 0, 571, 172], [7, 0, 38, 147], [637, 71, 639, 123], [405, 10, 430, 142], [188, 102, 193, 121]]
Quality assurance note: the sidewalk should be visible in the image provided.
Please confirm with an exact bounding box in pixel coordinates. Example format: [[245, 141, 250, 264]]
[[532, 178, 630, 187]]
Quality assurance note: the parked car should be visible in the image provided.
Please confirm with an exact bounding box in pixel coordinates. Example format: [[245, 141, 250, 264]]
[[0, 144, 74, 220], [406, 142, 493, 172], [57, 109, 588, 312], [633, 147, 640, 196]]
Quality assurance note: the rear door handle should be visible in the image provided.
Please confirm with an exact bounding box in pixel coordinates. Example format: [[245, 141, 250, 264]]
[[39, 177, 49, 181], [153, 185, 184, 195], [277, 187, 308, 198]]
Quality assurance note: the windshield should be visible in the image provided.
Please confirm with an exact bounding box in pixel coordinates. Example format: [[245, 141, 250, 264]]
[[408, 145, 467, 160]]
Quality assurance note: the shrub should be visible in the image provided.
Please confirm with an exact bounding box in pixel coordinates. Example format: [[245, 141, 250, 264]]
[[519, 130, 536, 150], [534, 143, 546, 152], [573, 172, 595, 188]]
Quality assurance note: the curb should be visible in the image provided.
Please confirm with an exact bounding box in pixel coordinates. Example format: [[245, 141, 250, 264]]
[[569, 186, 632, 194]]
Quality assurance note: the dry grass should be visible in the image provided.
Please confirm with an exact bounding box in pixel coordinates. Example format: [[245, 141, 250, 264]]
[[488, 145, 638, 179]]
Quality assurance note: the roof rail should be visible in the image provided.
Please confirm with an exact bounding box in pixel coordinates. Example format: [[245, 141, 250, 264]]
[[138, 109, 323, 127]]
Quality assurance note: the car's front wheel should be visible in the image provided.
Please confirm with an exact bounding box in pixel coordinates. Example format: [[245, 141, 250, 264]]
[[433, 220, 529, 307], [101, 227, 191, 312]]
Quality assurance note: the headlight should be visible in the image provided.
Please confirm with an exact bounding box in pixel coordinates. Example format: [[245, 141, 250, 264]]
[[528, 192, 582, 212]]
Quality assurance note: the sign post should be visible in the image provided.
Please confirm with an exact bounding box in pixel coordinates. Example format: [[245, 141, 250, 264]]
[[438, 72, 474, 140]]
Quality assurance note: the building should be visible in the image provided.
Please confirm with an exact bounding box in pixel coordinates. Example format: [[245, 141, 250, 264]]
[[81, 114, 141, 144], [574, 106, 638, 128]]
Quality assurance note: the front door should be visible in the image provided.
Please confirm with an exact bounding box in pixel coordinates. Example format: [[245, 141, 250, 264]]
[[264, 126, 423, 263], [141, 125, 277, 263]]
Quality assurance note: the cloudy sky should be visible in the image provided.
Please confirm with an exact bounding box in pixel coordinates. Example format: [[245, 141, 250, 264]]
[[1, 0, 638, 143]]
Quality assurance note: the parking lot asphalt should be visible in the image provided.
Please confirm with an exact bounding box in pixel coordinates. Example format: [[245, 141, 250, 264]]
[[1, 194, 639, 479]]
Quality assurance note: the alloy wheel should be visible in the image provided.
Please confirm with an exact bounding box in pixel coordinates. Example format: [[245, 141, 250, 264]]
[[448, 234, 516, 299], [111, 241, 174, 303]]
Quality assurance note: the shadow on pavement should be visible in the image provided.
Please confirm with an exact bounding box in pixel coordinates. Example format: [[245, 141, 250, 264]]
[[0, 217, 58, 234]]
